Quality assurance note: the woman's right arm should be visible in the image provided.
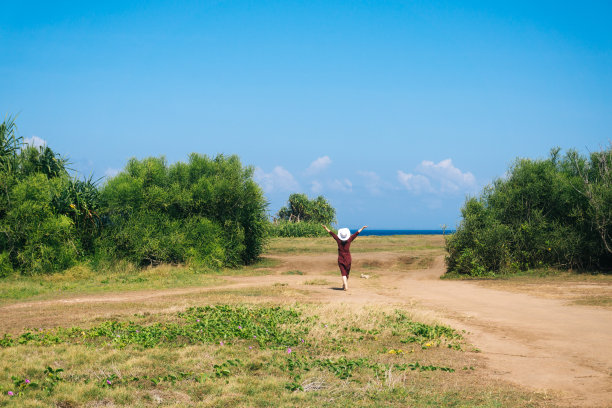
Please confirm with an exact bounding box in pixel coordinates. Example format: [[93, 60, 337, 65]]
[[322, 224, 340, 243]]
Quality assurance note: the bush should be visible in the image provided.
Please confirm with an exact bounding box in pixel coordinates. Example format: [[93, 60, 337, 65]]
[[96, 212, 226, 268], [268, 220, 328, 237], [277, 193, 336, 225], [446, 147, 612, 276], [99, 154, 267, 268], [2, 174, 79, 274]]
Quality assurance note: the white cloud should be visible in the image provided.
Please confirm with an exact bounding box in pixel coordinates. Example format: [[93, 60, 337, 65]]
[[329, 178, 352, 193], [417, 159, 476, 192], [310, 180, 323, 193], [357, 170, 399, 195], [357, 171, 381, 194], [105, 168, 121, 178], [398, 159, 476, 195], [397, 171, 432, 194], [305, 156, 332, 175], [24, 136, 47, 148], [254, 166, 299, 193]]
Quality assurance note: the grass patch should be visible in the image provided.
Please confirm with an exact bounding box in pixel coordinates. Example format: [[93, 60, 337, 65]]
[[0, 263, 225, 305], [0, 304, 550, 407], [448, 269, 612, 308], [303, 279, 330, 286], [0, 258, 284, 306], [282, 270, 305, 276], [267, 236, 445, 256], [570, 295, 612, 307], [443, 267, 611, 280]]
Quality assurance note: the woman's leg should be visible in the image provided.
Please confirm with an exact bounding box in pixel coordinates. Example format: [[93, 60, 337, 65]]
[[339, 263, 349, 290]]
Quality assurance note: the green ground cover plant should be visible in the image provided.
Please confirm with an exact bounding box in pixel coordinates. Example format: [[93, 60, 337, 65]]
[[0, 304, 545, 407]]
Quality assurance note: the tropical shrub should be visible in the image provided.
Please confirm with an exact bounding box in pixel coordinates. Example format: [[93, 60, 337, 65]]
[[268, 220, 328, 237], [271, 193, 336, 237], [3, 174, 79, 274], [446, 147, 612, 276], [277, 193, 336, 225], [0, 116, 267, 274], [98, 154, 267, 267]]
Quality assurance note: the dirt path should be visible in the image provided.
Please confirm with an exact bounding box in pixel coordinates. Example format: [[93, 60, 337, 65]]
[[2, 252, 611, 406]]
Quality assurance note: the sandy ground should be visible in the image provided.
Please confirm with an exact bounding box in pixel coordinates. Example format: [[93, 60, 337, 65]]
[[2, 251, 611, 407]]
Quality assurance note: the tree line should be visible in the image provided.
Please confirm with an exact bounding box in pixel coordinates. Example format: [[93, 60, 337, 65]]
[[0, 116, 268, 276], [446, 146, 612, 276], [269, 193, 336, 237]]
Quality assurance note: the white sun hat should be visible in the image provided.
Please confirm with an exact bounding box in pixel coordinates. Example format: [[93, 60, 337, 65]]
[[338, 228, 351, 241]]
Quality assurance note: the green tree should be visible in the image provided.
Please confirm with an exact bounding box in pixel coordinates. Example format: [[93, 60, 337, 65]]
[[570, 144, 612, 255], [446, 147, 612, 276], [0, 115, 21, 174], [277, 193, 336, 225], [99, 154, 268, 267], [19, 144, 69, 179]]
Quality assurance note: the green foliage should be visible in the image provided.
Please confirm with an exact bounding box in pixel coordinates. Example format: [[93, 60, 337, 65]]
[[277, 193, 336, 225], [1, 305, 310, 349], [1, 305, 463, 402], [18, 145, 68, 179], [99, 153, 267, 267], [0, 116, 268, 274], [388, 310, 462, 349], [446, 147, 612, 276], [1, 174, 79, 274], [271, 193, 336, 237], [96, 212, 226, 268], [0, 115, 21, 174], [54, 176, 102, 254], [268, 220, 328, 237]]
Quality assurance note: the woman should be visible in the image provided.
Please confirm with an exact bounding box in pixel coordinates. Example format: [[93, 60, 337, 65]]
[[321, 224, 368, 291]]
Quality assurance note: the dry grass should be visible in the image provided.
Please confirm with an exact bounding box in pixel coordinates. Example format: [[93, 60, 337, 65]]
[[0, 257, 282, 307], [0, 301, 553, 407], [0, 235, 586, 406], [474, 272, 612, 309], [303, 279, 331, 286], [266, 235, 446, 256]]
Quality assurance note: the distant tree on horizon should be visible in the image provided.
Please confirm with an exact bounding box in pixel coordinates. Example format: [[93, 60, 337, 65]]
[[276, 193, 336, 226]]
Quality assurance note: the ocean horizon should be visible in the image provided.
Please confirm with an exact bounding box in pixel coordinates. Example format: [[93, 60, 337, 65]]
[[353, 229, 455, 236]]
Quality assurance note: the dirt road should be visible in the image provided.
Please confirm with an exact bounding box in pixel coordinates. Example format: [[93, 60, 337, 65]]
[[2, 251, 611, 406], [273, 253, 612, 407]]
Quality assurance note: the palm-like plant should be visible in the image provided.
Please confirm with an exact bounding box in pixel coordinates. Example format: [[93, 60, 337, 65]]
[[0, 115, 22, 174]]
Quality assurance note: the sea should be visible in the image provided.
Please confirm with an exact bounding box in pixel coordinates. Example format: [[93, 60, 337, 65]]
[[353, 229, 454, 236]]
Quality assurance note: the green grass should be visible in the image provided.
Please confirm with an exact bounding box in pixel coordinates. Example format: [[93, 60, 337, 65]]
[[443, 267, 612, 280], [0, 304, 549, 407], [0, 256, 284, 306], [282, 270, 305, 275], [0, 235, 444, 306], [0, 263, 225, 306], [571, 296, 612, 307], [303, 279, 331, 286], [266, 236, 446, 256]]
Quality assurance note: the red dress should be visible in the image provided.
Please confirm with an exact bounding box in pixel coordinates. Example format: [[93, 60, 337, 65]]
[[329, 230, 360, 277]]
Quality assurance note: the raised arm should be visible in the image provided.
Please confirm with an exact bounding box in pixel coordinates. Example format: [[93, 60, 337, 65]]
[[322, 224, 341, 243], [348, 225, 368, 243]]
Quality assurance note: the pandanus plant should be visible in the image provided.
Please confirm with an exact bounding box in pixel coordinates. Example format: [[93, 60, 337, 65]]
[[0, 115, 21, 174]]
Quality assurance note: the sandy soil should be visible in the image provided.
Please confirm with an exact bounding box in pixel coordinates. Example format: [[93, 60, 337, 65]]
[[1, 251, 611, 407]]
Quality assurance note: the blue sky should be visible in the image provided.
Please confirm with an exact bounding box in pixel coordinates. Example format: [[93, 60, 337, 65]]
[[1, 1, 610, 228]]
